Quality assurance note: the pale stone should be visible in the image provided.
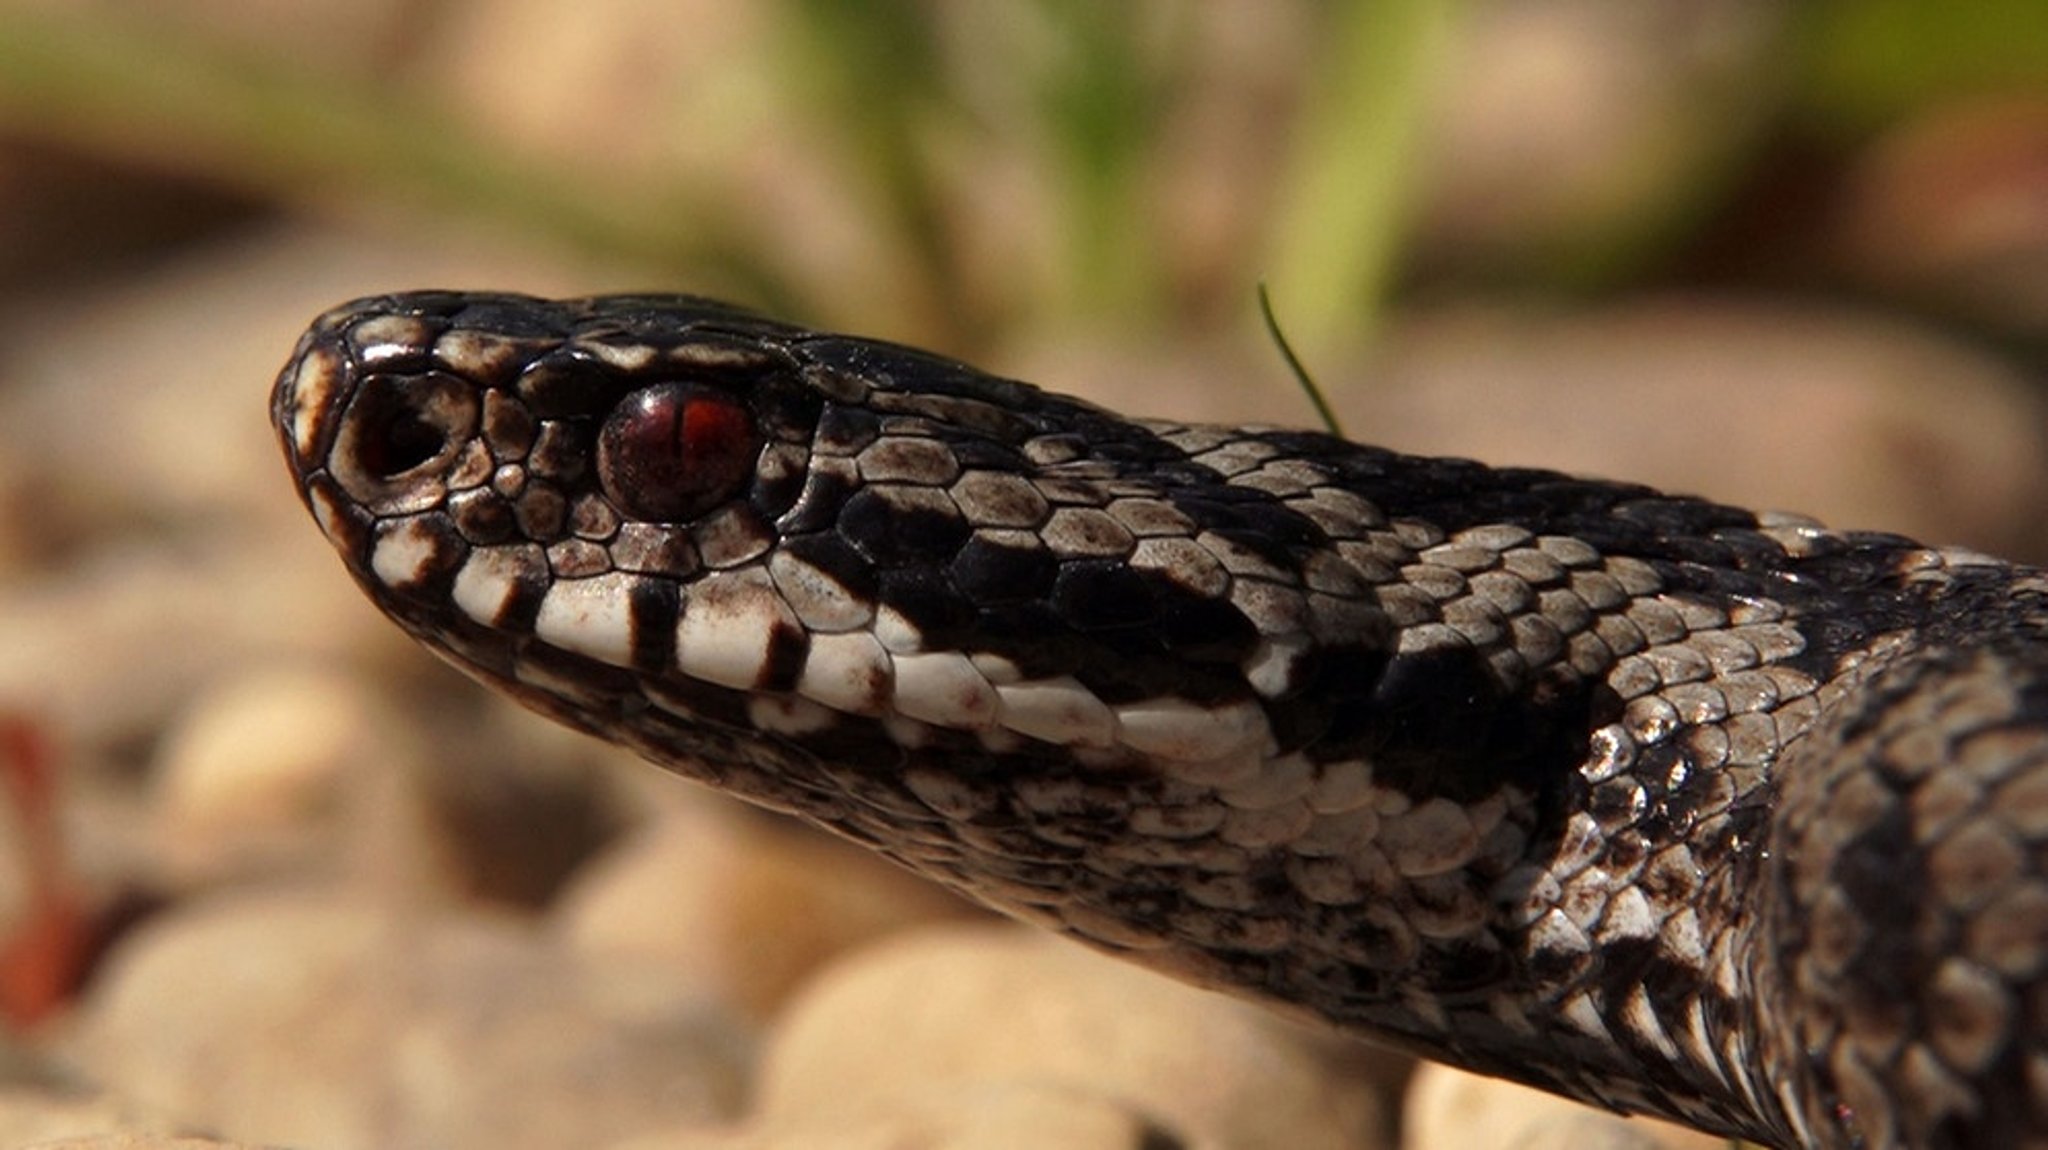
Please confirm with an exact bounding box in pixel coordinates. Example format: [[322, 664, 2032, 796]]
[[759, 924, 1390, 1150], [1403, 1062, 1722, 1150], [607, 1082, 1163, 1150], [555, 803, 976, 1021], [66, 889, 746, 1150], [150, 665, 424, 889]]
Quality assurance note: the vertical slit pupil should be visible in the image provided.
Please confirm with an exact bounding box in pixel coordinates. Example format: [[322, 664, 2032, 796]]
[[598, 384, 759, 522]]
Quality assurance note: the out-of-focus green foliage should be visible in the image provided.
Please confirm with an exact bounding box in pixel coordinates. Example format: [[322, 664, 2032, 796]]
[[0, 0, 1445, 350], [775, 0, 963, 328], [0, 0, 2037, 354], [773, 1, 1191, 337], [1794, 0, 2048, 132], [0, 3, 785, 301], [1262, 0, 1457, 350], [1010, 2, 1181, 329]]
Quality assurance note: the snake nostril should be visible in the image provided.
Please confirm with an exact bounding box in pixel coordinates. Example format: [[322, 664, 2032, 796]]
[[334, 371, 479, 499], [364, 405, 446, 478]]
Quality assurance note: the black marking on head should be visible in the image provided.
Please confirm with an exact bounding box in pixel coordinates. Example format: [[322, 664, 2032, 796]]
[[1419, 938, 1514, 998], [759, 619, 813, 693], [1071, 646, 1216, 706], [495, 560, 552, 636], [780, 531, 879, 602], [627, 577, 680, 671], [1520, 934, 1594, 992], [792, 334, 1042, 422], [877, 566, 976, 638], [1150, 592, 1258, 663], [778, 467, 859, 537], [1051, 559, 1157, 630], [448, 295, 576, 340], [448, 488, 517, 545], [813, 403, 881, 453], [1263, 644, 1384, 754], [518, 350, 622, 420], [839, 487, 971, 564], [951, 536, 1058, 605], [970, 601, 1079, 679]]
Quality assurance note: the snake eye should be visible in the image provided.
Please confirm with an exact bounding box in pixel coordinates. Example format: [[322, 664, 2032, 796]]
[[598, 384, 759, 522]]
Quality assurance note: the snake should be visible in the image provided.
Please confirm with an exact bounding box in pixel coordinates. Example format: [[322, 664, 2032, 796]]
[[270, 291, 2048, 1149]]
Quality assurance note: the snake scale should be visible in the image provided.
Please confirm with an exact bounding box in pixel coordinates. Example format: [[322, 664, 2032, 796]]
[[271, 292, 2048, 1149]]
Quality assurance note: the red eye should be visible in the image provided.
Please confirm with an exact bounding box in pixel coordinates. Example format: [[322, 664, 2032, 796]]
[[597, 385, 759, 522]]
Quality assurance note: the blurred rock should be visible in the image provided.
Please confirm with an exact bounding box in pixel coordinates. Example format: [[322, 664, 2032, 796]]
[[402, 699, 635, 909], [1833, 96, 2048, 335], [555, 799, 979, 1023], [18, 1129, 276, 1137], [420, 0, 931, 332], [66, 889, 747, 1150], [0, 762, 34, 955], [150, 665, 429, 892], [616, 1081, 1171, 1150], [1512, 1113, 1687, 1150], [757, 924, 1390, 1150], [1417, 1, 1789, 284], [0, 1040, 213, 1145], [0, 537, 369, 772], [430, 0, 765, 177], [1403, 1062, 1720, 1150], [0, 143, 259, 314], [0, 1082, 161, 1148], [146, 656, 632, 908]]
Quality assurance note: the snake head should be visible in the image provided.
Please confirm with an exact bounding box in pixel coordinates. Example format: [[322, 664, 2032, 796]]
[[274, 291, 1484, 995], [273, 290, 1398, 799], [274, 291, 823, 675]]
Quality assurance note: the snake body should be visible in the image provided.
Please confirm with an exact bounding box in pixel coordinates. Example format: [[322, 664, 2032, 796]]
[[272, 292, 2048, 1149]]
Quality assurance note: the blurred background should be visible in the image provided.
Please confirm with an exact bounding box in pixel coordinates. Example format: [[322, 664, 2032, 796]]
[[0, 2, 2041, 1147]]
